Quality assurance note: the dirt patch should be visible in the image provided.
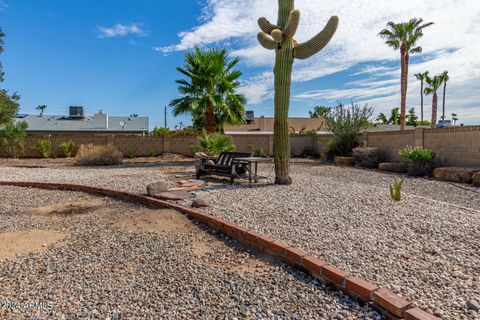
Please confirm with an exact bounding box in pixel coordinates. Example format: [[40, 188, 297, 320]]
[[27, 200, 106, 218], [228, 255, 274, 276], [117, 209, 196, 235], [0, 229, 68, 260]]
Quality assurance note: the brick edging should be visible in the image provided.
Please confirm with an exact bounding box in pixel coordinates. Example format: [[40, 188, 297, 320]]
[[0, 181, 438, 320]]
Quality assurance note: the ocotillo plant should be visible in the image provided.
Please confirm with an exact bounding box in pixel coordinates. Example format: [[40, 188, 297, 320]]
[[257, 0, 338, 184]]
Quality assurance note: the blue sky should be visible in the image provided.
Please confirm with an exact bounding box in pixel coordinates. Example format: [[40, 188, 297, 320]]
[[1, 0, 479, 129]]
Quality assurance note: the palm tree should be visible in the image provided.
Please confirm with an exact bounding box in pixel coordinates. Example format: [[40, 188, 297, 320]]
[[376, 107, 400, 125], [36, 105, 47, 116], [170, 47, 246, 133], [438, 70, 449, 121], [414, 71, 429, 122], [424, 74, 442, 128], [379, 18, 434, 132]]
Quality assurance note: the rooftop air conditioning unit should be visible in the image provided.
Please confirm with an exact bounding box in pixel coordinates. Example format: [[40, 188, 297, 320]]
[[69, 106, 85, 119], [246, 110, 255, 123]]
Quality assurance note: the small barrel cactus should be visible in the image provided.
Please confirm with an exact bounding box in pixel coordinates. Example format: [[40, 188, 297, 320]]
[[389, 176, 405, 201]]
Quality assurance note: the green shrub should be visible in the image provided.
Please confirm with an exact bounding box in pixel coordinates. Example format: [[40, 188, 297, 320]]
[[1, 121, 28, 158], [75, 144, 123, 166], [151, 127, 171, 136], [196, 131, 235, 156], [59, 140, 76, 157], [399, 146, 435, 176], [151, 127, 198, 136], [325, 102, 373, 160], [352, 147, 386, 168], [35, 139, 53, 158], [148, 148, 156, 157], [126, 146, 136, 159], [389, 176, 405, 201], [248, 144, 267, 158]]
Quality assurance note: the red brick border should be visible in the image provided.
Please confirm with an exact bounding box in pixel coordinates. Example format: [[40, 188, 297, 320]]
[[0, 181, 439, 320]]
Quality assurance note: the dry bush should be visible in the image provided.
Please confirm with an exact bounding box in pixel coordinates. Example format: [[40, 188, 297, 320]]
[[352, 147, 386, 168], [74, 144, 123, 166]]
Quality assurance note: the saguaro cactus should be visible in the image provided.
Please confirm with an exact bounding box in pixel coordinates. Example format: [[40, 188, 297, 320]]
[[257, 0, 338, 184]]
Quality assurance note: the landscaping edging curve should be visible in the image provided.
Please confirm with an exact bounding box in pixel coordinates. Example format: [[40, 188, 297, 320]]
[[0, 181, 438, 320]]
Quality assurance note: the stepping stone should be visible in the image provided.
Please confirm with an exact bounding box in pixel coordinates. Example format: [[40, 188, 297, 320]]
[[152, 190, 192, 200]]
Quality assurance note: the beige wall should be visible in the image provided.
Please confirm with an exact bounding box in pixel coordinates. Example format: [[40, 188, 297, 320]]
[[363, 126, 480, 167], [225, 117, 326, 132]]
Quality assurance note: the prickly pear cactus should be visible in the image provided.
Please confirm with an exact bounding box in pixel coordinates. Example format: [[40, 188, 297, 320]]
[[257, 0, 338, 185]]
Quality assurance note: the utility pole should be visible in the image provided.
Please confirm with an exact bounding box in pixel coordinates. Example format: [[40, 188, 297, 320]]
[[164, 106, 167, 128]]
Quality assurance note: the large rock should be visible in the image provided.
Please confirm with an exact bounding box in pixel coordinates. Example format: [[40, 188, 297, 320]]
[[153, 190, 192, 200], [433, 167, 479, 184], [192, 196, 212, 208], [473, 172, 480, 187], [334, 156, 354, 166], [146, 181, 169, 196], [378, 162, 407, 173]]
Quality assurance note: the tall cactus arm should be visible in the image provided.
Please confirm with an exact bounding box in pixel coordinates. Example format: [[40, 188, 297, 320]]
[[283, 10, 300, 39], [258, 17, 278, 35], [293, 16, 339, 60], [257, 32, 276, 50]]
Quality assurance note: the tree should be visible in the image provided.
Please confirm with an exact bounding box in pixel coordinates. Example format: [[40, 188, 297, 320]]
[[406, 107, 418, 126], [257, 1, 338, 184], [424, 74, 443, 128], [170, 47, 246, 133], [36, 105, 47, 116], [325, 102, 373, 159], [451, 113, 458, 125], [414, 71, 429, 122], [438, 71, 449, 120], [309, 106, 331, 118], [379, 18, 433, 132], [376, 107, 400, 124], [0, 28, 20, 127], [1, 121, 28, 158]]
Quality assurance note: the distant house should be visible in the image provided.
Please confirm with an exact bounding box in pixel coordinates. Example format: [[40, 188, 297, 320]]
[[224, 111, 326, 134], [14, 106, 149, 134]]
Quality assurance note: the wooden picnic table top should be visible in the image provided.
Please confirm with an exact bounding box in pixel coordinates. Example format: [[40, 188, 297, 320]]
[[233, 157, 273, 163]]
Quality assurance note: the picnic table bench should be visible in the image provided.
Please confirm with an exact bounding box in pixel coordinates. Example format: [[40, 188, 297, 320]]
[[196, 151, 253, 183]]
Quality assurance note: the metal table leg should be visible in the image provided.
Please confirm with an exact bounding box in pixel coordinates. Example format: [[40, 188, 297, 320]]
[[249, 162, 253, 183], [254, 162, 258, 183]]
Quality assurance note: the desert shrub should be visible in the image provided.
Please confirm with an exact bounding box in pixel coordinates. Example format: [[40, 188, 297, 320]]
[[126, 146, 136, 159], [352, 147, 386, 168], [1, 121, 28, 158], [75, 144, 123, 166], [248, 144, 267, 158], [151, 127, 198, 136], [325, 102, 373, 160], [196, 131, 235, 156], [399, 146, 435, 176], [389, 176, 405, 201], [59, 140, 76, 157], [35, 139, 53, 158]]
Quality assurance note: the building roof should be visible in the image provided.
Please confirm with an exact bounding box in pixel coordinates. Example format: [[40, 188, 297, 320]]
[[224, 117, 326, 132], [13, 114, 149, 132]]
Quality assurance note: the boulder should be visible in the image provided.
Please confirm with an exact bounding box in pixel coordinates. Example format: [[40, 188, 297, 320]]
[[433, 167, 479, 184], [472, 172, 480, 187], [146, 181, 169, 196], [334, 156, 354, 166], [378, 162, 407, 173], [153, 190, 192, 200], [192, 196, 213, 208]]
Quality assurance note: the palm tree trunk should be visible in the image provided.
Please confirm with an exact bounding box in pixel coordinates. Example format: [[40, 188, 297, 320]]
[[420, 80, 424, 123], [399, 48, 407, 132], [431, 93, 438, 128], [442, 81, 447, 121], [204, 99, 216, 133]]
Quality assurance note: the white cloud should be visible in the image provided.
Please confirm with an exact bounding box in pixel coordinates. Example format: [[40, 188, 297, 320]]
[[98, 23, 146, 38], [162, 0, 480, 122], [0, 1, 8, 10]]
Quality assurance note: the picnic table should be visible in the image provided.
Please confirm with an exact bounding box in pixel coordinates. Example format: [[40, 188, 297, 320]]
[[233, 157, 273, 183]]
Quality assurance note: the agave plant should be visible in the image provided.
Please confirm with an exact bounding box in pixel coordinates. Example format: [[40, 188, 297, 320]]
[[196, 131, 236, 157]]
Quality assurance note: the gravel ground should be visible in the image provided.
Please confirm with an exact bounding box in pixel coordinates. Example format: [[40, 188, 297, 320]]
[[187, 163, 480, 320], [0, 186, 381, 319], [1, 159, 479, 319]]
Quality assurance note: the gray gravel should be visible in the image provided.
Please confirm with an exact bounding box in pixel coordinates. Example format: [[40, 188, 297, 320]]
[[1, 160, 479, 319], [186, 163, 480, 320], [0, 186, 381, 319]]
